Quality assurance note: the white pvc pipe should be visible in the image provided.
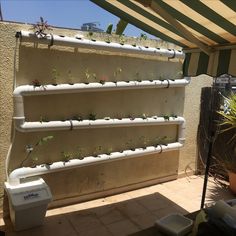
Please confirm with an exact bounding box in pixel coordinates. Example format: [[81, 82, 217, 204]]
[[9, 142, 183, 185], [13, 79, 190, 132], [13, 79, 190, 97], [14, 116, 185, 132], [18, 30, 184, 59]]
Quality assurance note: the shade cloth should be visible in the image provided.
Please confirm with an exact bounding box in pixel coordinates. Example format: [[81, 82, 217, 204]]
[[91, 0, 236, 77]]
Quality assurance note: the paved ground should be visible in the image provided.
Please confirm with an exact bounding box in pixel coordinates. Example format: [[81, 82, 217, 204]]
[[1, 175, 234, 235]]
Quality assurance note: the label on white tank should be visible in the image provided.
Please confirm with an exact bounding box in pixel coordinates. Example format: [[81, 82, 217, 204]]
[[23, 192, 40, 200], [11, 188, 51, 206]]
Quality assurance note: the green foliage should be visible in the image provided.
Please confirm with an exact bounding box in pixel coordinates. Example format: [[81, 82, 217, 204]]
[[32, 17, 52, 37], [218, 93, 236, 136], [21, 135, 54, 167], [61, 151, 72, 162], [51, 68, 60, 84], [88, 113, 96, 120], [84, 68, 96, 82], [106, 23, 113, 34], [140, 33, 147, 40]]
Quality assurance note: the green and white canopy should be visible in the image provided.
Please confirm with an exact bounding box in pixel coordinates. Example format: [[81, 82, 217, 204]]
[[91, 0, 236, 77]]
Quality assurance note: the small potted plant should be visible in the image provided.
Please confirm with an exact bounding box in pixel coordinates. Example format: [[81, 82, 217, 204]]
[[217, 93, 236, 193]]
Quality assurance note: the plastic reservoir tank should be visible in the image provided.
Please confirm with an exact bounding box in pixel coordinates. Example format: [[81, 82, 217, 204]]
[[4, 178, 52, 231]]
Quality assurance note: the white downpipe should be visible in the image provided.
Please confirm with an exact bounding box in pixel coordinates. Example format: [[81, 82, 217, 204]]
[[18, 30, 184, 59], [9, 142, 183, 185]]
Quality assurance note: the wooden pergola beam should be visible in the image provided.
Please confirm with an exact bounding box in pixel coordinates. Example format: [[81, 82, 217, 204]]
[[138, 0, 212, 55]]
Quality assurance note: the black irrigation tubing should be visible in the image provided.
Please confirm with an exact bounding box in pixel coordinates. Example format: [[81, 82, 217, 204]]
[[166, 79, 170, 88], [69, 119, 73, 130], [48, 33, 54, 47]]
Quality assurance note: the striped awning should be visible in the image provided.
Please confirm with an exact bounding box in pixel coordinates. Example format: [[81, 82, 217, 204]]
[[91, 0, 236, 77]]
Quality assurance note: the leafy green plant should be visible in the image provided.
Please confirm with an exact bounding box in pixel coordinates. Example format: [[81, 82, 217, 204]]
[[51, 68, 60, 85], [106, 23, 113, 34], [87, 31, 96, 41], [153, 136, 169, 146], [21, 135, 54, 167], [128, 114, 135, 120], [119, 35, 125, 45], [61, 151, 72, 162], [40, 116, 49, 123], [72, 115, 83, 121], [141, 113, 147, 119], [163, 115, 170, 120], [75, 147, 84, 160], [32, 79, 41, 87], [68, 70, 74, 85], [113, 67, 122, 78], [125, 139, 134, 151], [105, 147, 113, 155], [218, 93, 236, 138], [32, 17, 52, 37], [139, 136, 149, 148], [140, 33, 147, 41], [93, 145, 102, 157], [84, 68, 96, 82], [88, 113, 96, 120]]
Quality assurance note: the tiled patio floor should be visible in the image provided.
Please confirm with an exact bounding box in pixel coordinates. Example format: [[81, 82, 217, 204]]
[[1, 175, 234, 235]]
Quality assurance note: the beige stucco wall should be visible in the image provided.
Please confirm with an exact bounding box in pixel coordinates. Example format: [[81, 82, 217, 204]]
[[0, 21, 212, 211]]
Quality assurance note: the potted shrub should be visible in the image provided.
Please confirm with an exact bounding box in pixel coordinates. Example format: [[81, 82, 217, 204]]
[[217, 93, 236, 193]]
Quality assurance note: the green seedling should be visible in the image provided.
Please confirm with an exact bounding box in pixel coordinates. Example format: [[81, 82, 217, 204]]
[[88, 113, 96, 120], [163, 115, 170, 120], [75, 147, 84, 160], [32, 79, 41, 87], [106, 147, 113, 155], [106, 23, 113, 34], [40, 116, 49, 123], [141, 113, 147, 119], [32, 17, 52, 38], [128, 114, 135, 120], [61, 151, 72, 162], [93, 145, 102, 157], [72, 115, 83, 121], [113, 67, 122, 78], [21, 135, 54, 167], [84, 68, 97, 82], [119, 35, 125, 45], [68, 70, 74, 85], [51, 68, 60, 85]]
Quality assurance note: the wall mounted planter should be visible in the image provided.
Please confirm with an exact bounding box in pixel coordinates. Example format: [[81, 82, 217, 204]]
[[9, 142, 183, 185], [17, 30, 184, 59]]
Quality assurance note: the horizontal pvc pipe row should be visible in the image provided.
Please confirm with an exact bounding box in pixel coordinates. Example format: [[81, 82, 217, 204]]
[[13, 79, 190, 97], [9, 142, 183, 185], [13, 79, 190, 127], [14, 117, 185, 132], [18, 31, 184, 59]]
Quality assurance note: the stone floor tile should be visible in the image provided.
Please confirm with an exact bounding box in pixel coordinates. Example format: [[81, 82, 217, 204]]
[[79, 225, 112, 236], [131, 212, 158, 230], [67, 211, 102, 233], [135, 194, 171, 211], [6, 215, 78, 236], [106, 219, 140, 236], [96, 207, 125, 225], [116, 200, 149, 218]]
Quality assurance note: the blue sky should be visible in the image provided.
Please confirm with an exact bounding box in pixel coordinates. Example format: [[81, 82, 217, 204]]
[[1, 0, 153, 37]]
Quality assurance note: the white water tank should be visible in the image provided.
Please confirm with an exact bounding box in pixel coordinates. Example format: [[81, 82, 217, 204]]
[[4, 178, 52, 231]]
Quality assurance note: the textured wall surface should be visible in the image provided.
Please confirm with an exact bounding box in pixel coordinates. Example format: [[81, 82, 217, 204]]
[[0, 21, 212, 211]]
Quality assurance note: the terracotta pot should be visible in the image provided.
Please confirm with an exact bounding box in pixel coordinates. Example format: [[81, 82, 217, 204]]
[[228, 171, 236, 194]]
